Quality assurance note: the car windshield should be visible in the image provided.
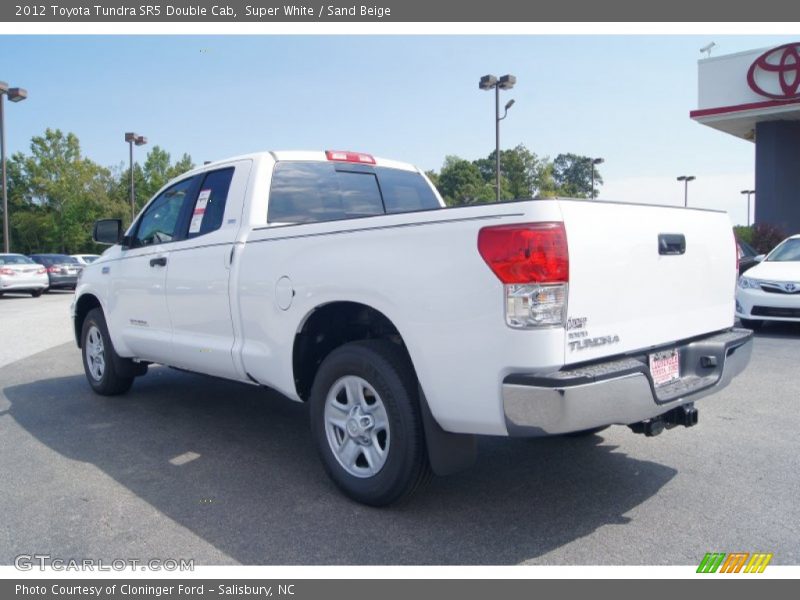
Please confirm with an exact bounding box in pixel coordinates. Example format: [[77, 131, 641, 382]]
[[83, 256, 98, 263], [0, 255, 35, 265], [766, 238, 800, 262]]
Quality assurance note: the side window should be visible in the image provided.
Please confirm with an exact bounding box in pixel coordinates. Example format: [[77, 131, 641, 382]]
[[134, 177, 197, 247], [187, 167, 234, 238], [268, 162, 383, 224], [376, 167, 441, 214]]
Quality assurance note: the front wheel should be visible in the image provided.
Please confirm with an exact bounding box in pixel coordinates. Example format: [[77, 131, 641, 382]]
[[309, 340, 431, 506], [81, 308, 134, 395]]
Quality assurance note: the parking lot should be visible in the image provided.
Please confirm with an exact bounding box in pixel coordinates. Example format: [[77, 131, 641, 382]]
[[0, 292, 798, 565]]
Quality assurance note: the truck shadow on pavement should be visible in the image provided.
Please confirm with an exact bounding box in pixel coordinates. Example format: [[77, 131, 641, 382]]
[[3, 347, 677, 565]]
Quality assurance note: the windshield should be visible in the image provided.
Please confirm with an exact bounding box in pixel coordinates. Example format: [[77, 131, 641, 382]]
[[766, 238, 800, 262], [83, 256, 98, 263], [0, 255, 35, 265]]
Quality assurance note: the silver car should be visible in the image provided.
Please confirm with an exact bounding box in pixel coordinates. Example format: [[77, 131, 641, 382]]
[[0, 253, 49, 297]]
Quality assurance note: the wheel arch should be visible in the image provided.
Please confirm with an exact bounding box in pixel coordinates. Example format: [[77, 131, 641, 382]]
[[73, 293, 103, 348], [292, 301, 411, 402]]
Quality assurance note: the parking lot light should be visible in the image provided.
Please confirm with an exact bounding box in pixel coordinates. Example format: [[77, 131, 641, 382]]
[[1, 81, 28, 254]]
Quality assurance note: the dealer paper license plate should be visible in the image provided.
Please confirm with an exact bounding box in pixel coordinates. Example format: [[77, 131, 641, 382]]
[[649, 349, 680, 387]]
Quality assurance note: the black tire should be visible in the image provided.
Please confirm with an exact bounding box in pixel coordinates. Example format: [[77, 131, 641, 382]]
[[563, 425, 609, 437], [30, 289, 43, 298], [740, 318, 763, 330], [309, 340, 431, 507], [81, 308, 134, 395]]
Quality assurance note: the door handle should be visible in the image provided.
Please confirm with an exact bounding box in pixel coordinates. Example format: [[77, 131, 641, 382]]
[[149, 256, 167, 267]]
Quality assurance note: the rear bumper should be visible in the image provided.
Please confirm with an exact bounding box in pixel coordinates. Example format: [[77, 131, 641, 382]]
[[502, 328, 753, 436], [0, 275, 49, 291], [47, 274, 78, 288]]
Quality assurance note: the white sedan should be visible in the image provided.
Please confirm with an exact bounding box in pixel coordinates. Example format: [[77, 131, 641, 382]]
[[0, 253, 49, 297], [736, 233, 800, 328]]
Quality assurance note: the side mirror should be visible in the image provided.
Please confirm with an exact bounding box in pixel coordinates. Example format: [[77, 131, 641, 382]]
[[93, 219, 123, 245], [754, 254, 765, 263]]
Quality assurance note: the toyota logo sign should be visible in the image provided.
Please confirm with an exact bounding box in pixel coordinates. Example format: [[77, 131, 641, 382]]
[[747, 43, 800, 100]]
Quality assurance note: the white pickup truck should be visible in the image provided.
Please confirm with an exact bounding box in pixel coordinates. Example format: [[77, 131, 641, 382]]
[[72, 150, 752, 505]]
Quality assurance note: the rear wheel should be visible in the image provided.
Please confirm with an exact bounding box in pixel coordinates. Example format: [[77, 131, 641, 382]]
[[309, 340, 431, 506], [81, 308, 134, 395], [740, 318, 763, 330], [30, 289, 43, 298]]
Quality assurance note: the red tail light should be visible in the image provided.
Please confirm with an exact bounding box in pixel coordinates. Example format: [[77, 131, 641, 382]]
[[325, 150, 376, 165], [47, 266, 60, 273], [478, 222, 569, 284], [0, 267, 14, 276], [37, 267, 46, 274]]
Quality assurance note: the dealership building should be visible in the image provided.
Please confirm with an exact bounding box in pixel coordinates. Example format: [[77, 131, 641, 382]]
[[691, 42, 800, 234]]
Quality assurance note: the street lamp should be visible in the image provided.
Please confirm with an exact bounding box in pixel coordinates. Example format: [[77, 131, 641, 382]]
[[125, 132, 147, 221], [677, 175, 695, 207], [590, 157, 604, 199], [479, 74, 516, 202], [740, 189, 755, 227], [1, 81, 28, 254]]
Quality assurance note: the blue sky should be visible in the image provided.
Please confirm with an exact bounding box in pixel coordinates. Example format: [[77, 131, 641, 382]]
[[1, 34, 798, 224]]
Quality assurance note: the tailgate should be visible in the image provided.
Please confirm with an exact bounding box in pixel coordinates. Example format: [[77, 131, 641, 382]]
[[560, 200, 735, 366]]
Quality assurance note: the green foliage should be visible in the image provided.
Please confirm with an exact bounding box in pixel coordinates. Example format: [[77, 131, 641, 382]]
[[751, 223, 786, 255], [1, 130, 195, 254], [552, 153, 603, 199], [428, 145, 603, 204], [437, 156, 496, 206], [733, 225, 754, 245]]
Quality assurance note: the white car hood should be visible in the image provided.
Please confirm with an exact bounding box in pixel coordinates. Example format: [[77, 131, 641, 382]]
[[747, 260, 800, 282]]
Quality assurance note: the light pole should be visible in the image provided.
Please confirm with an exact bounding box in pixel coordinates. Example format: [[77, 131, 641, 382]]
[[479, 74, 516, 202], [740, 189, 755, 227], [125, 132, 147, 221], [677, 175, 695, 207], [590, 157, 604, 199], [1, 82, 28, 254]]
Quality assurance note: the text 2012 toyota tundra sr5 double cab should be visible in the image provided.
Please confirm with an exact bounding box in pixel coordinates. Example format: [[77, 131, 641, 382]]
[[72, 150, 753, 505]]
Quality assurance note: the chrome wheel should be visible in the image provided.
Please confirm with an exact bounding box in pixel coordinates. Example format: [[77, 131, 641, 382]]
[[85, 324, 106, 381], [324, 375, 390, 478]]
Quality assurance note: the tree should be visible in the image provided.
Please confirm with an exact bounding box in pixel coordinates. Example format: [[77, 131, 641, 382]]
[[7, 129, 123, 254], [111, 146, 195, 219], [436, 156, 495, 206], [552, 153, 604, 199], [474, 144, 542, 199]]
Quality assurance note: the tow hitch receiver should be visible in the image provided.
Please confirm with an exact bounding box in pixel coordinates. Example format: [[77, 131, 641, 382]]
[[629, 404, 699, 437]]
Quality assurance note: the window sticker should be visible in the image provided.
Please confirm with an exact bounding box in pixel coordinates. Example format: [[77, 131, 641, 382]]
[[189, 189, 212, 233]]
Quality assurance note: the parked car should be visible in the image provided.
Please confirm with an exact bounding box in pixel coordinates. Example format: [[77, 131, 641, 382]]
[[72, 150, 752, 506], [737, 233, 800, 328], [0, 253, 49, 297], [29, 254, 82, 290], [737, 240, 763, 275], [71, 254, 100, 266]]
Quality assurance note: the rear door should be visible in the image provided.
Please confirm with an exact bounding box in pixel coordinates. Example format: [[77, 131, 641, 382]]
[[560, 200, 736, 365], [108, 175, 200, 363], [163, 161, 251, 379]]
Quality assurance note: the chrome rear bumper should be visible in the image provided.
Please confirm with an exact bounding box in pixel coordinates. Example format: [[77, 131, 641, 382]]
[[502, 328, 753, 436]]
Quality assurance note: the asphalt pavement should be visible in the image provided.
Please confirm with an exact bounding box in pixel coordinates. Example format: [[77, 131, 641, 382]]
[[0, 294, 798, 565]]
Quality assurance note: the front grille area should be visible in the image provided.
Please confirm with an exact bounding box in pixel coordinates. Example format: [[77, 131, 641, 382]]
[[759, 283, 800, 294], [752, 306, 800, 318]]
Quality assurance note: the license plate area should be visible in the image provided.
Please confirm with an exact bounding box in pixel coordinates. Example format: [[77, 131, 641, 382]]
[[649, 349, 680, 387]]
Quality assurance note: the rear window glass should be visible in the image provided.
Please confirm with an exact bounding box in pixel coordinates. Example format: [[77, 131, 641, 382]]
[[376, 167, 440, 214], [0, 255, 34, 265], [35, 255, 76, 265], [268, 162, 383, 224]]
